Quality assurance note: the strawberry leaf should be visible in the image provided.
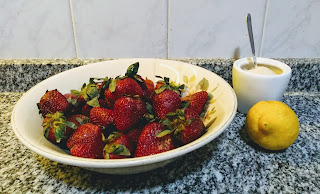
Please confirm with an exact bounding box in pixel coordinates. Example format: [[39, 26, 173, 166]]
[[37, 103, 42, 115], [105, 132, 121, 143], [74, 116, 88, 125], [64, 121, 78, 129], [133, 75, 144, 83], [67, 97, 78, 106], [125, 62, 139, 77], [104, 153, 110, 159], [113, 145, 131, 156], [165, 112, 177, 117], [156, 129, 174, 137], [104, 144, 131, 156], [54, 124, 67, 143], [144, 113, 155, 122], [86, 84, 99, 99], [181, 101, 190, 109], [160, 118, 173, 127], [87, 97, 100, 107], [70, 89, 81, 97], [164, 77, 170, 84], [155, 84, 168, 94], [146, 102, 154, 114], [43, 125, 50, 139], [109, 78, 117, 92], [208, 93, 214, 101]]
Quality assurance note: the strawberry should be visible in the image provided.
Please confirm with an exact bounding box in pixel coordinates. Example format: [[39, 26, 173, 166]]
[[38, 89, 69, 117], [67, 114, 90, 127], [179, 108, 205, 144], [135, 122, 175, 157], [113, 96, 147, 132], [42, 112, 78, 144], [81, 104, 92, 116], [126, 125, 143, 144], [89, 107, 114, 127], [81, 99, 107, 116], [104, 62, 146, 108], [153, 90, 181, 119], [141, 78, 155, 101], [103, 134, 134, 159], [64, 93, 85, 114], [181, 91, 208, 115], [67, 123, 104, 159], [104, 77, 143, 108], [69, 143, 103, 159], [155, 82, 164, 90], [70, 78, 106, 112], [152, 77, 184, 119], [158, 108, 205, 145]]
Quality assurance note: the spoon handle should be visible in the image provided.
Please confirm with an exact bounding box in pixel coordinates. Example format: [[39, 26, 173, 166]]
[[246, 13, 257, 66]]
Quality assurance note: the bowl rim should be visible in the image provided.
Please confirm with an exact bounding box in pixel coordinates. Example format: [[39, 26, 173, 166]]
[[11, 58, 238, 169]]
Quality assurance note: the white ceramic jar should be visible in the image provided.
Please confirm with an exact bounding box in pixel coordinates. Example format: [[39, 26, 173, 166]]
[[232, 57, 292, 114]]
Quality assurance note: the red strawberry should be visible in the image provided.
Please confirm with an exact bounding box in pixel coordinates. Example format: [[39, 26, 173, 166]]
[[135, 122, 175, 157], [42, 112, 77, 144], [81, 99, 107, 116], [38, 90, 69, 117], [179, 108, 205, 144], [67, 114, 90, 128], [64, 93, 85, 114], [81, 104, 92, 116], [67, 123, 104, 159], [89, 107, 114, 127], [70, 79, 105, 113], [113, 97, 147, 132], [70, 143, 103, 159], [64, 93, 85, 105], [153, 90, 181, 119], [159, 108, 205, 145], [103, 134, 134, 159], [126, 126, 143, 144], [138, 77, 155, 102], [105, 77, 143, 108], [181, 91, 208, 115]]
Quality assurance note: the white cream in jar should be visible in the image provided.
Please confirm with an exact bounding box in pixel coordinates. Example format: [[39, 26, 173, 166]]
[[242, 64, 283, 75]]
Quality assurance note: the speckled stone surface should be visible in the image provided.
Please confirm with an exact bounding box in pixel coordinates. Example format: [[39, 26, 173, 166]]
[[0, 59, 319, 193]]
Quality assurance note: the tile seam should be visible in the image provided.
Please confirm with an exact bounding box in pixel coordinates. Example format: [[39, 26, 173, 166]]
[[260, 0, 269, 57], [167, 0, 170, 59], [69, 0, 79, 58]]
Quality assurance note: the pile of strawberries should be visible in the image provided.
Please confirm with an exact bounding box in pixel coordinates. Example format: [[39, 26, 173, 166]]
[[38, 62, 209, 159]]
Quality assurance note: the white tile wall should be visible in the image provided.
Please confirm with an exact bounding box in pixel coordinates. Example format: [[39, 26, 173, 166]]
[[0, 0, 319, 59], [0, 0, 76, 59], [261, 0, 320, 58], [71, 0, 168, 58], [168, 0, 267, 59]]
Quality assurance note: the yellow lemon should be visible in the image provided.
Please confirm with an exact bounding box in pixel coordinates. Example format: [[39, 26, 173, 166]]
[[246, 101, 299, 150]]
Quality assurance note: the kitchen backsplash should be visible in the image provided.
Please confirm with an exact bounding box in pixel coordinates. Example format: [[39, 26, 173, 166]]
[[0, 0, 319, 59]]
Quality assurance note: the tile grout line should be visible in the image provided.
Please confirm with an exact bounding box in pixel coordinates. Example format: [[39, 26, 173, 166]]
[[69, 0, 79, 58], [166, 0, 170, 59], [259, 0, 269, 57]]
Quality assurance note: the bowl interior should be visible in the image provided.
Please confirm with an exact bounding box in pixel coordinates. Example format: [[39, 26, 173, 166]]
[[11, 58, 237, 171]]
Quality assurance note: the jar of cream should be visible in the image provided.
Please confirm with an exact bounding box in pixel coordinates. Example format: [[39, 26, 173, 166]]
[[232, 57, 292, 114]]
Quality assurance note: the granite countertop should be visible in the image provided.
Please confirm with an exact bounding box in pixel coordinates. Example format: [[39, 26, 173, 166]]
[[0, 58, 319, 193]]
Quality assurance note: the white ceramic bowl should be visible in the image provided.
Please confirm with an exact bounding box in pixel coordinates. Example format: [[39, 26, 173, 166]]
[[232, 57, 292, 114], [11, 58, 237, 174]]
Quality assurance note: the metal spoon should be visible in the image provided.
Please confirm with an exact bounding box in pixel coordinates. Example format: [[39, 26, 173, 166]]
[[246, 13, 257, 68]]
